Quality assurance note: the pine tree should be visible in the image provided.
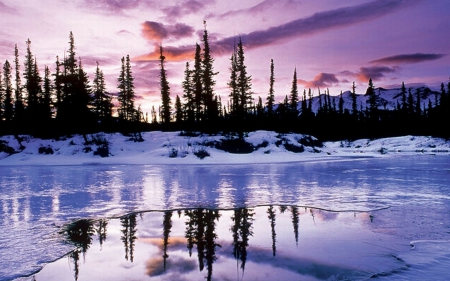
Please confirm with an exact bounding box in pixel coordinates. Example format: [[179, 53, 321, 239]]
[[193, 43, 203, 121], [182, 62, 194, 122], [228, 52, 239, 116], [117, 57, 127, 120], [41, 65, 52, 120], [175, 95, 183, 123], [415, 88, 421, 116], [400, 82, 407, 112], [125, 55, 135, 121], [407, 88, 414, 115], [339, 91, 344, 116], [14, 44, 24, 121], [351, 82, 358, 119], [201, 23, 218, 121], [236, 37, 252, 118], [2, 60, 13, 122], [266, 59, 275, 117], [367, 78, 377, 120], [24, 38, 39, 118], [289, 67, 298, 115], [159, 46, 171, 124], [93, 62, 112, 118], [53, 56, 63, 116]]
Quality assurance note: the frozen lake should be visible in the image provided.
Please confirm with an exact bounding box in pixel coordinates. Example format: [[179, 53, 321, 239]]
[[1, 155, 450, 280]]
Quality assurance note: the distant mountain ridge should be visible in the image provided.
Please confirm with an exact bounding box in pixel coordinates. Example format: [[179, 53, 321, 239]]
[[302, 86, 440, 114]]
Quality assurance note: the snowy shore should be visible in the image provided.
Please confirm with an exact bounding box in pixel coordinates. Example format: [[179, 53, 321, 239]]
[[0, 131, 449, 166]]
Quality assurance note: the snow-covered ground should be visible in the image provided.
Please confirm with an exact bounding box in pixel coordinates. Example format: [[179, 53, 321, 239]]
[[0, 130, 449, 166]]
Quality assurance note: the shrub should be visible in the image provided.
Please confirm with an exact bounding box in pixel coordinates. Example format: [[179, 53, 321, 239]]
[[194, 147, 210, 159], [94, 145, 109, 157], [38, 146, 54, 155], [284, 143, 304, 153], [0, 141, 16, 155], [216, 138, 254, 154], [169, 147, 178, 158]]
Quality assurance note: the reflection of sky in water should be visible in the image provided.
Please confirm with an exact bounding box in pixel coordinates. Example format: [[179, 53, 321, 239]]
[[0, 155, 449, 280], [35, 207, 406, 281]]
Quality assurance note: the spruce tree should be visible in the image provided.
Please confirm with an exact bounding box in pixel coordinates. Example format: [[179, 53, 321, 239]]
[[125, 55, 135, 121], [2, 60, 13, 122], [174, 95, 183, 123], [201, 23, 218, 121], [117, 57, 127, 120], [415, 88, 421, 116], [339, 91, 344, 116], [236, 37, 252, 118], [351, 82, 358, 119], [193, 43, 202, 121], [159, 46, 171, 124], [266, 59, 275, 117], [228, 52, 239, 116], [182, 62, 194, 123], [289, 67, 298, 115], [42, 66, 52, 120], [14, 44, 24, 121], [53, 56, 63, 117]]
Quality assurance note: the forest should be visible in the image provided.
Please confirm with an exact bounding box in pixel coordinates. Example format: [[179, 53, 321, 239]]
[[0, 28, 449, 141]]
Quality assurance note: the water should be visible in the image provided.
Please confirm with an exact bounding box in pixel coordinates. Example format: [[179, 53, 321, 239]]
[[1, 155, 450, 280]]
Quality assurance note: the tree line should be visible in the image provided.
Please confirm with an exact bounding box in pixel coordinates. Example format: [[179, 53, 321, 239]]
[[1, 27, 449, 141], [159, 26, 450, 140], [0, 32, 148, 138]]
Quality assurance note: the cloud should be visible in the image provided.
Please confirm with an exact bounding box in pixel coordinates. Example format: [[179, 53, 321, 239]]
[[213, 0, 277, 19], [81, 0, 144, 13], [0, 1, 17, 14], [235, 0, 420, 49], [142, 21, 195, 42], [370, 53, 446, 64], [298, 73, 340, 88], [142, 0, 420, 60], [162, 0, 209, 18], [134, 44, 195, 62], [357, 66, 397, 82]]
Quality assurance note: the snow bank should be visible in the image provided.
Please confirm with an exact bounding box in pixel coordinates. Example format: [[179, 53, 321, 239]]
[[0, 131, 448, 166]]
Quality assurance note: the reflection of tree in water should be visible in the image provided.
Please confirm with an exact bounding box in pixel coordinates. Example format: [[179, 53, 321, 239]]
[[162, 211, 173, 271], [184, 208, 222, 281], [120, 214, 137, 262], [267, 206, 277, 257], [231, 207, 254, 276], [61, 219, 95, 281], [290, 206, 299, 246], [96, 219, 108, 249]]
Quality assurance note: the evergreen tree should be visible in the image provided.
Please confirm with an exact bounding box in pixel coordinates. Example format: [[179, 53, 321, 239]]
[[236, 37, 252, 117], [201, 23, 218, 121], [266, 59, 275, 117], [367, 78, 377, 120], [228, 52, 238, 115], [400, 82, 407, 112], [193, 43, 203, 121], [117, 57, 127, 120], [174, 95, 183, 123], [351, 82, 358, 119], [24, 38, 40, 119], [182, 62, 195, 122], [14, 44, 24, 121], [2, 60, 13, 122], [41, 65, 52, 120], [289, 67, 298, 115], [415, 88, 421, 116], [159, 46, 171, 124], [92, 62, 112, 118], [407, 88, 414, 115], [53, 56, 63, 116], [339, 91, 344, 116], [125, 55, 135, 121]]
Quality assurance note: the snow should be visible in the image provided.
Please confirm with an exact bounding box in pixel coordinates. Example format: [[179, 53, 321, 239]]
[[0, 131, 448, 166], [0, 131, 449, 281]]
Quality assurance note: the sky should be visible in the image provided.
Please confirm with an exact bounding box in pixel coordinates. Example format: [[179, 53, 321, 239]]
[[0, 0, 449, 115]]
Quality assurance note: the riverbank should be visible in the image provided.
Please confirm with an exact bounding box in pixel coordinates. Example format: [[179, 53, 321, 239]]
[[0, 131, 449, 166]]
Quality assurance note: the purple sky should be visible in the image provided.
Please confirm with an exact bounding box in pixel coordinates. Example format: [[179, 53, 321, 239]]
[[0, 0, 449, 115]]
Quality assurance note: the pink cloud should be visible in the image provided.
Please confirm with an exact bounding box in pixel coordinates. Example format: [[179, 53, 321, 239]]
[[141, 21, 195, 42]]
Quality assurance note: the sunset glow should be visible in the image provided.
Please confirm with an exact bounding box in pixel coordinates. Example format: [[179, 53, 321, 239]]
[[0, 0, 448, 115]]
